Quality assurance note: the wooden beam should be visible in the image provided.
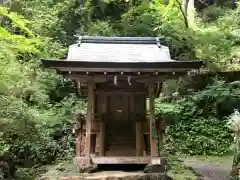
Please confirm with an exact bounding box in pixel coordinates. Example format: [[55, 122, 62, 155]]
[[85, 81, 94, 157], [57, 67, 193, 73], [149, 83, 157, 157], [63, 73, 187, 81]]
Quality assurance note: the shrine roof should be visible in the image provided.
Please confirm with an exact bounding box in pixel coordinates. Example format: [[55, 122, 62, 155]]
[[66, 36, 172, 63], [41, 36, 203, 73]]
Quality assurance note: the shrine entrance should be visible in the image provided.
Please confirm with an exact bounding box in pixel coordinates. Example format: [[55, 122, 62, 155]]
[[106, 93, 135, 156]]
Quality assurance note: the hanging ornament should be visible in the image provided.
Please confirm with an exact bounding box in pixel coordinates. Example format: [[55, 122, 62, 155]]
[[128, 76, 132, 86], [114, 75, 118, 86]]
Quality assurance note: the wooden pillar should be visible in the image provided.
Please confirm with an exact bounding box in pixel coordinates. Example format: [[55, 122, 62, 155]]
[[75, 113, 82, 157], [158, 117, 166, 156], [149, 83, 157, 157], [76, 133, 81, 157], [99, 121, 105, 156], [99, 94, 107, 156], [85, 81, 94, 157], [136, 121, 142, 156]]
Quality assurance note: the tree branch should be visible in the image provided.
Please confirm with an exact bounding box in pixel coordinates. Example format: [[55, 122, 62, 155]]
[[176, 0, 189, 28]]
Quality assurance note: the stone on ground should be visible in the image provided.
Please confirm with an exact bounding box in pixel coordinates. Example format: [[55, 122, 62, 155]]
[[144, 164, 166, 173], [41, 172, 171, 180], [187, 163, 231, 180]]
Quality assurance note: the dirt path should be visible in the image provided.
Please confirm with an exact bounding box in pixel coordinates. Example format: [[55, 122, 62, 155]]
[[186, 163, 231, 180]]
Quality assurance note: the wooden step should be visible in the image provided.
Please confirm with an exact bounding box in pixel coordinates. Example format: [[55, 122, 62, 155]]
[[106, 147, 136, 156]]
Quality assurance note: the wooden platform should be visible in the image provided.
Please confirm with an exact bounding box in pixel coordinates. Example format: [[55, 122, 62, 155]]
[[75, 156, 166, 165]]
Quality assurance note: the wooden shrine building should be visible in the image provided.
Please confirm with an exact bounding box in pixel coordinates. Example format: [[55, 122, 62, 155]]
[[41, 36, 203, 171]]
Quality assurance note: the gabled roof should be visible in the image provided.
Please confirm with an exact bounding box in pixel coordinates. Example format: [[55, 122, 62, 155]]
[[41, 36, 203, 73], [66, 36, 172, 63]]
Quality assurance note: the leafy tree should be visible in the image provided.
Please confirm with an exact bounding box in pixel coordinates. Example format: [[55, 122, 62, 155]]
[[0, 6, 85, 178]]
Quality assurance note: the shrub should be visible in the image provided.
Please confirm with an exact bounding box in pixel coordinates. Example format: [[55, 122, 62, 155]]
[[156, 79, 237, 155]]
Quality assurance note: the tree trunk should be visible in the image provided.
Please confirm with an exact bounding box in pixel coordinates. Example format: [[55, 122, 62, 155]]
[[182, 0, 189, 18], [186, 0, 195, 28], [231, 152, 240, 178], [231, 0, 237, 9], [231, 136, 240, 178], [179, 0, 196, 28]]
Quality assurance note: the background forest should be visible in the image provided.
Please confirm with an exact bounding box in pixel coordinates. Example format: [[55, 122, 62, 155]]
[[0, 0, 240, 179]]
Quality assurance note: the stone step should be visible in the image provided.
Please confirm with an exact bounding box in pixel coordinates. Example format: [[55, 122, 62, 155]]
[[47, 172, 170, 180]]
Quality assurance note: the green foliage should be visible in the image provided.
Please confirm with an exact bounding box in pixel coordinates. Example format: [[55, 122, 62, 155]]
[[84, 20, 119, 36], [0, 6, 85, 179], [18, 0, 85, 45], [120, 4, 159, 36], [200, 4, 227, 22], [156, 79, 239, 155], [194, 5, 240, 70]]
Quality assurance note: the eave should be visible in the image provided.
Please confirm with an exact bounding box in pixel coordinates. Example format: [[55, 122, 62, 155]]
[[41, 59, 204, 74]]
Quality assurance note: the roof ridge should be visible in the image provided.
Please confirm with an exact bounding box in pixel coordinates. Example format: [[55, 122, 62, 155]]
[[74, 36, 164, 44]]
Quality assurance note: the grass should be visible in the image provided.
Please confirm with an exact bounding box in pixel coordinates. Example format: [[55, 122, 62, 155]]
[[167, 156, 198, 180], [39, 161, 80, 180], [167, 164, 198, 180]]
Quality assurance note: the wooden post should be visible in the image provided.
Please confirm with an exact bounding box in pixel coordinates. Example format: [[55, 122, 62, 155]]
[[149, 83, 157, 157], [136, 121, 142, 156], [85, 81, 94, 157], [75, 113, 82, 157], [159, 117, 166, 156], [99, 94, 107, 156], [76, 133, 81, 157], [99, 121, 105, 156]]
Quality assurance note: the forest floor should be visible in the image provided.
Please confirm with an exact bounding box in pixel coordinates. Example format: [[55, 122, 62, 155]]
[[39, 155, 233, 180], [183, 155, 233, 180]]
